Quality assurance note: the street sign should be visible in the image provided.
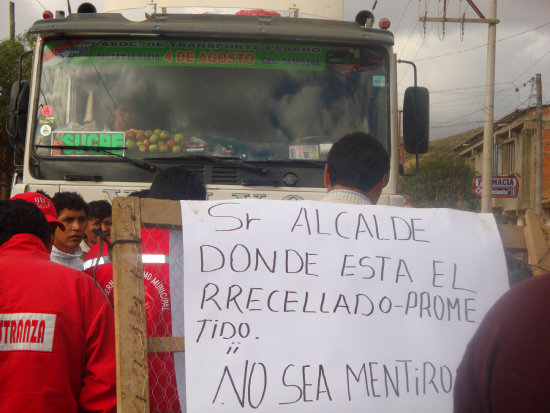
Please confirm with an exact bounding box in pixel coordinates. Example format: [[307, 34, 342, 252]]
[[473, 176, 519, 198]]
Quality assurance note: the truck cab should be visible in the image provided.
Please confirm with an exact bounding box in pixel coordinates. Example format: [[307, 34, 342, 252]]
[[9, 2, 428, 203]]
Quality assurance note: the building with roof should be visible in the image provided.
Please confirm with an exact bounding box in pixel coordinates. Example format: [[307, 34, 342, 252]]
[[454, 105, 550, 224]]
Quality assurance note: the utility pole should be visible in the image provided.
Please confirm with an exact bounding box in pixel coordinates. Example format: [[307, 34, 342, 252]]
[[421, 0, 499, 213], [9, 1, 15, 40], [481, 0, 497, 213], [535, 73, 543, 215]]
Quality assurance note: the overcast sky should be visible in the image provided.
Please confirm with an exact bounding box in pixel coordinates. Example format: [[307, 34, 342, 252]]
[[2, 0, 549, 140]]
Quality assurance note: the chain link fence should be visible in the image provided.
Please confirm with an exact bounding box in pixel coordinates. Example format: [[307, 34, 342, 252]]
[[111, 197, 186, 413]]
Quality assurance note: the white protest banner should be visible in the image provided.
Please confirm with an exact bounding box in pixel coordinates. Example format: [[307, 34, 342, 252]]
[[180, 200, 509, 413]]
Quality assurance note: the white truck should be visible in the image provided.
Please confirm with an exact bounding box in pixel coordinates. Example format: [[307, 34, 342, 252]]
[[8, 0, 428, 204]]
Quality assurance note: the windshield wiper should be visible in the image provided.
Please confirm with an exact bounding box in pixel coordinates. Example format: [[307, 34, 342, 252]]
[[145, 154, 270, 175], [35, 145, 157, 172], [259, 159, 325, 167]]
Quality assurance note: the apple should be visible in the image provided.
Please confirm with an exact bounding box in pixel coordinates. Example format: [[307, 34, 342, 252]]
[[166, 138, 176, 148], [154, 128, 161, 135], [174, 133, 184, 143], [160, 130, 171, 140], [150, 134, 160, 143], [143, 139, 150, 146], [144, 130, 153, 138], [135, 130, 145, 141], [172, 145, 182, 153], [159, 144, 169, 153], [136, 140, 144, 147], [138, 145, 148, 153], [148, 144, 158, 152]]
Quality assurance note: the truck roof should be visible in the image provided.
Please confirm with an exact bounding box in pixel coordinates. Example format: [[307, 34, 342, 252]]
[[30, 13, 394, 46]]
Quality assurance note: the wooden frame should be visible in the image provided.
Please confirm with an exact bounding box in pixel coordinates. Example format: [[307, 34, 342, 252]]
[[112, 197, 184, 413]]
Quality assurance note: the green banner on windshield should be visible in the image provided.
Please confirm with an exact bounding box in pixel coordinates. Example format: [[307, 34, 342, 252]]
[[43, 39, 327, 71], [52, 131, 125, 156]]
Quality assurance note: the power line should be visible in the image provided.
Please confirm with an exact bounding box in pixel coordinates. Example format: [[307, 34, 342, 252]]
[[35, 0, 46, 11], [512, 49, 550, 82], [397, 20, 420, 57], [415, 21, 550, 62], [396, 0, 434, 57], [429, 82, 513, 94], [392, 0, 413, 37], [399, 1, 444, 86], [431, 121, 484, 129]]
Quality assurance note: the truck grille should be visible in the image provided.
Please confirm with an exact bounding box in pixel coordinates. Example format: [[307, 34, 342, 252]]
[[212, 166, 239, 184]]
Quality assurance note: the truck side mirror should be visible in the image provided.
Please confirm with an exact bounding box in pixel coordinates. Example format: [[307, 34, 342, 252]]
[[8, 80, 30, 147], [403, 86, 429, 154]]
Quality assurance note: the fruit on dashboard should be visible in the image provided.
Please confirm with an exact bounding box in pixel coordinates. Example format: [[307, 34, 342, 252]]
[[125, 129, 187, 153], [135, 130, 145, 141]]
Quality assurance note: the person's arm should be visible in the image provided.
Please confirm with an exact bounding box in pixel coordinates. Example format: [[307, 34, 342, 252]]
[[79, 288, 117, 413]]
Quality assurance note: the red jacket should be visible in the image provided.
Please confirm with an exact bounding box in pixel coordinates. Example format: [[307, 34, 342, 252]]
[[84, 228, 181, 412], [0, 234, 116, 413]]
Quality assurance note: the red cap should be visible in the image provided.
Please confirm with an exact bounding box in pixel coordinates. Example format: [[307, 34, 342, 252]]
[[11, 192, 65, 230]]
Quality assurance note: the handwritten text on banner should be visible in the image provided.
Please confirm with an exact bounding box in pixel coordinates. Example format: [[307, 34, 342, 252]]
[[180, 200, 508, 413]]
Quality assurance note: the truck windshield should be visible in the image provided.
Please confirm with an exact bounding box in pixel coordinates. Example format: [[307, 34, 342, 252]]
[[34, 39, 389, 162]]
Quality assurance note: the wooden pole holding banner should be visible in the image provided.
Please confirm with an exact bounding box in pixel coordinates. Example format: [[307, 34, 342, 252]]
[[111, 197, 150, 413]]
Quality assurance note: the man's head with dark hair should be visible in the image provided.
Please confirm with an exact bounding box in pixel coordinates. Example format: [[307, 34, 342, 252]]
[[148, 167, 207, 201], [52, 192, 89, 216], [85, 200, 113, 247], [51, 192, 88, 254], [325, 132, 390, 204], [0, 200, 54, 249], [88, 200, 111, 221]]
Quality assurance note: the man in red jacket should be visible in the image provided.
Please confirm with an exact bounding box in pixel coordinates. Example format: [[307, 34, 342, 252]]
[[0, 198, 116, 413], [84, 167, 206, 413]]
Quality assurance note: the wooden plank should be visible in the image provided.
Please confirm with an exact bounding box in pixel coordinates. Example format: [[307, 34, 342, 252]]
[[141, 198, 182, 229], [148, 337, 185, 353], [524, 209, 550, 276], [112, 197, 150, 413], [498, 224, 527, 250]]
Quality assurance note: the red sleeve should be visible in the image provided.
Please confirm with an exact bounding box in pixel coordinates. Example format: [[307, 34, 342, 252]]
[[78, 279, 117, 413], [84, 242, 114, 306]]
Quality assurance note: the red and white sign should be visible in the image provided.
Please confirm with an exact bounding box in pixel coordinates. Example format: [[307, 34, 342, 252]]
[[0, 313, 57, 352], [41, 105, 53, 117], [473, 176, 519, 198]]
